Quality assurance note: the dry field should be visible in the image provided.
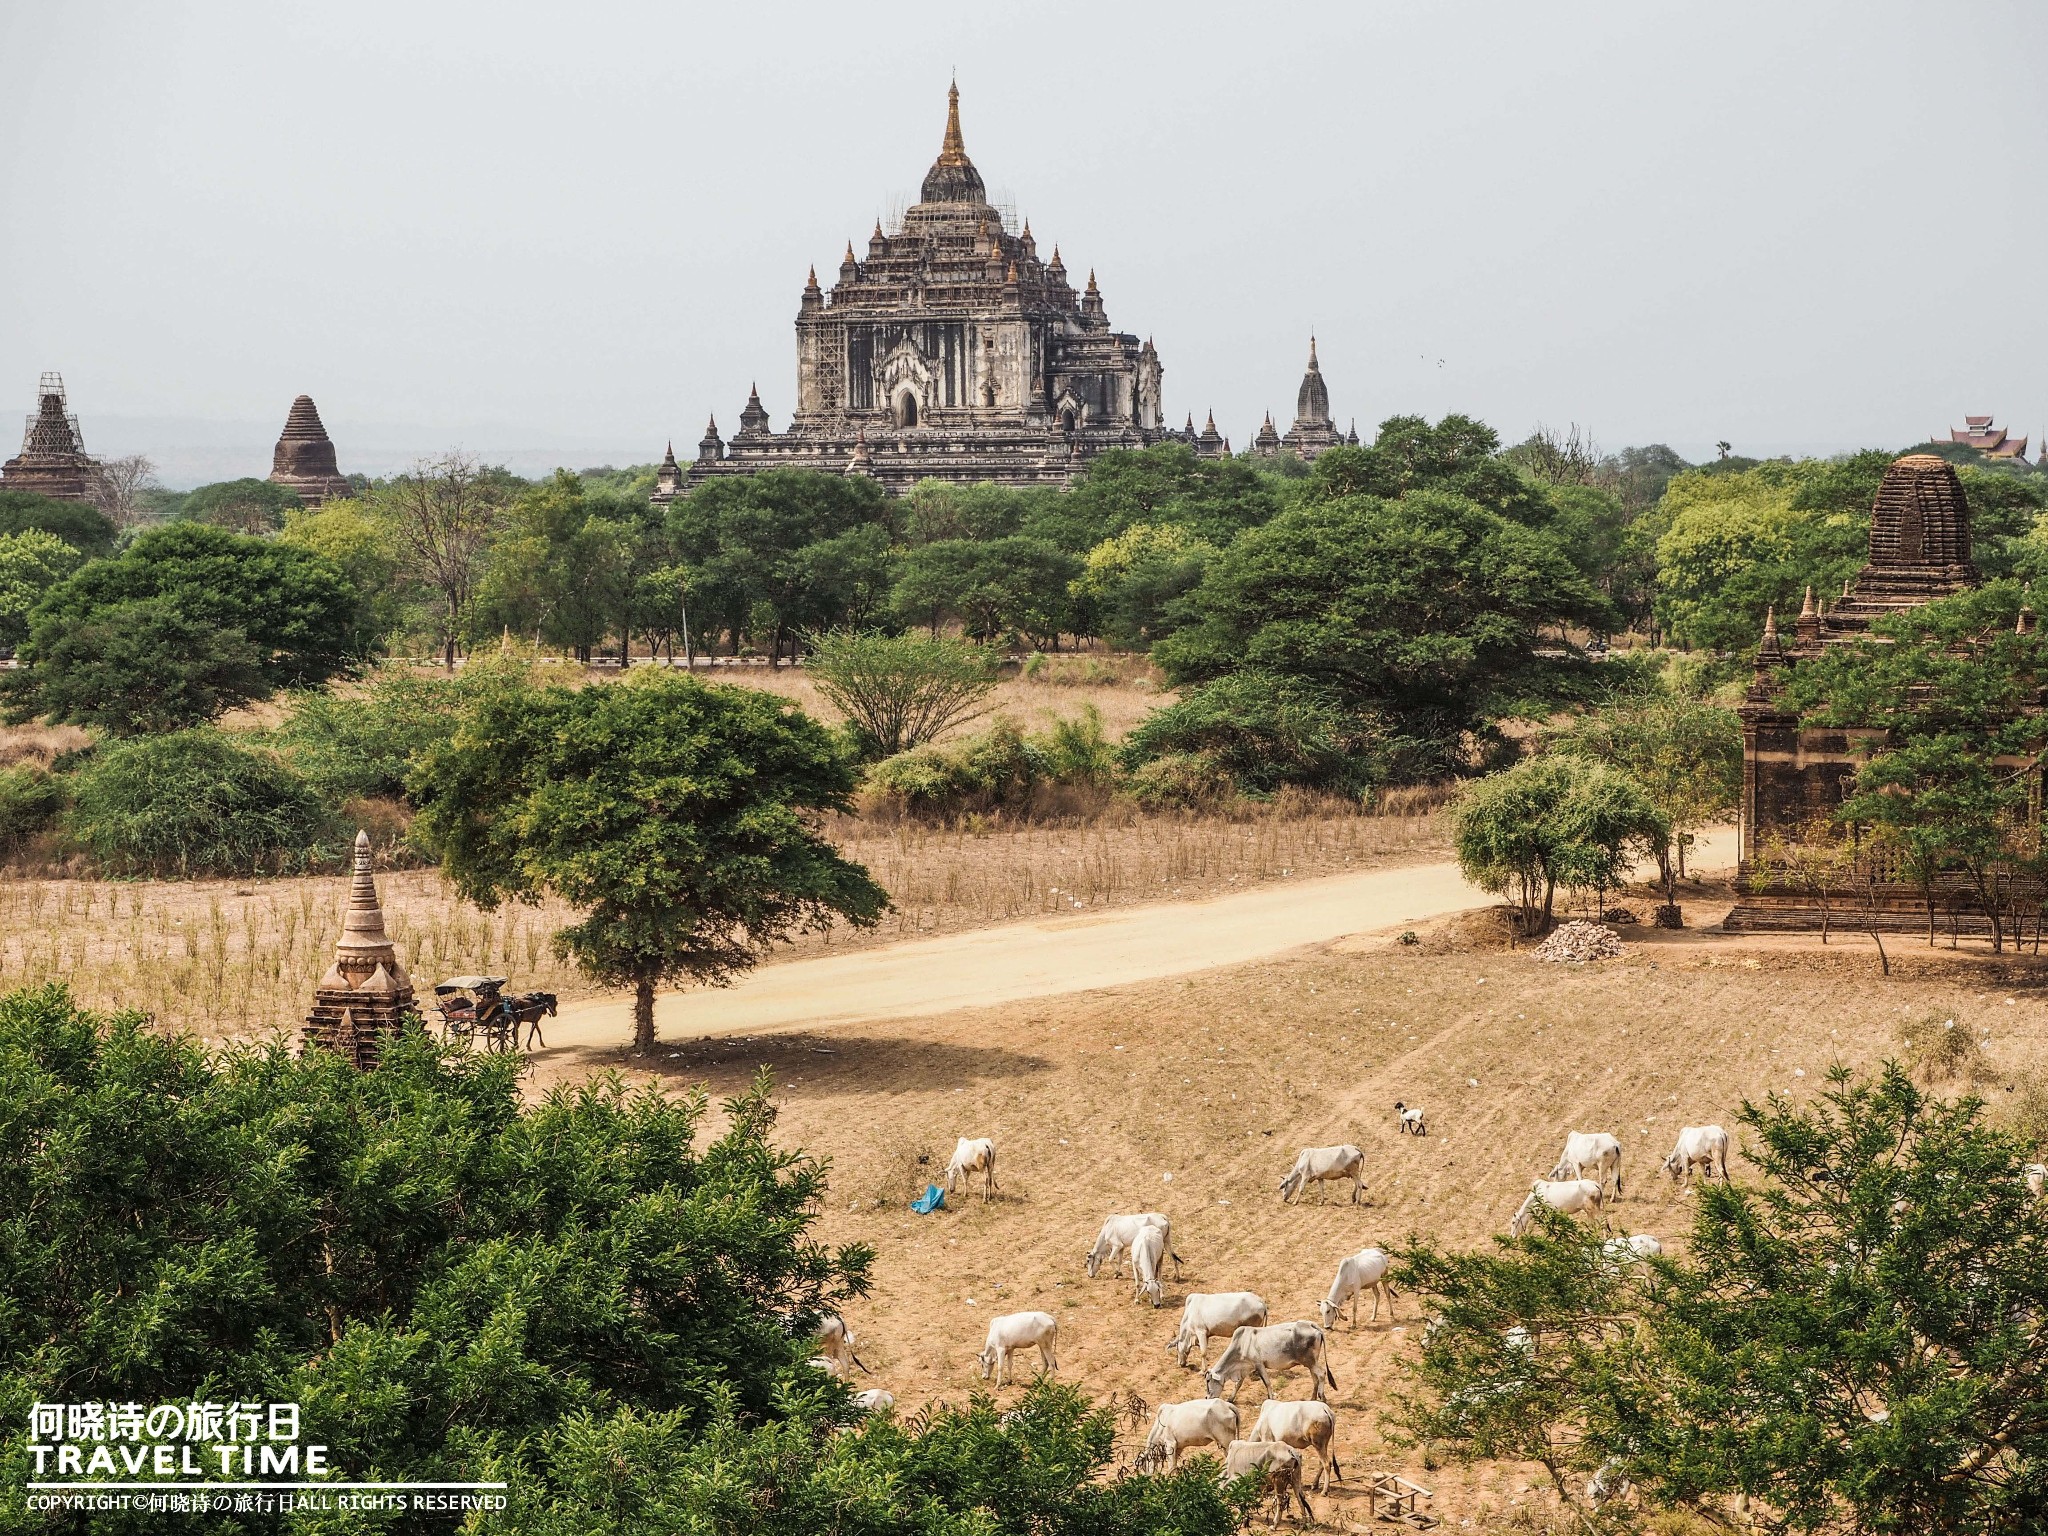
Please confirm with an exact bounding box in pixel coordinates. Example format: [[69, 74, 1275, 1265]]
[[525, 913, 2048, 1532], [0, 808, 1445, 1041]]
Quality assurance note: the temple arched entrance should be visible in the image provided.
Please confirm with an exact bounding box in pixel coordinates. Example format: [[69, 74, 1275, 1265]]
[[894, 391, 919, 428]]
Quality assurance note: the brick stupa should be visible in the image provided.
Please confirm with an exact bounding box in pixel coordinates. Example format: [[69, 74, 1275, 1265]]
[[268, 394, 352, 506], [2, 373, 100, 501], [303, 831, 416, 1068]]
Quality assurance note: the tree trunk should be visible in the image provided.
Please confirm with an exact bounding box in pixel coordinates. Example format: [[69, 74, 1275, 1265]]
[[443, 633, 457, 672], [633, 973, 657, 1054]]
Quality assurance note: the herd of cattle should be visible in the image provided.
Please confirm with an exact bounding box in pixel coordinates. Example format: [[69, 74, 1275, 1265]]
[[803, 1114, 1746, 1525]]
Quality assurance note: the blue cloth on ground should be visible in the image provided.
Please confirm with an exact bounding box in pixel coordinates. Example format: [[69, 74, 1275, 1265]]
[[911, 1183, 945, 1214]]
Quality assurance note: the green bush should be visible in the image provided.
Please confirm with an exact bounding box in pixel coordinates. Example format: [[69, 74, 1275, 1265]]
[[864, 716, 1050, 819], [1122, 671, 1415, 797], [0, 766, 66, 859], [269, 669, 473, 804], [65, 729, 336, 876], [1125, 750, 1234, 810]]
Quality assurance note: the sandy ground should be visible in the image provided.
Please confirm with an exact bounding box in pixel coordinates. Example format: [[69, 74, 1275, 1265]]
[[542, 830, 1737, 1051], [515, 838, 2048, 1532]]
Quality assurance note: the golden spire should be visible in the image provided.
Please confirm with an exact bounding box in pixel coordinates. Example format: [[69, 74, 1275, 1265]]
[[844, 239, 855, 261], [806, 264, 819, 288], [1005, 258, 1019, 283], [1085, 268, 1098, 294], [937, 80, 970, 167]]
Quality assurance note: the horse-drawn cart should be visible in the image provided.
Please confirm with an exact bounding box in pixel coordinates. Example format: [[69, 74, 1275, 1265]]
[[432, 976, 557, 1052]]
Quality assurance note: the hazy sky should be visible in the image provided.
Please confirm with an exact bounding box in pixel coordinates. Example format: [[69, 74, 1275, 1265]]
[[3, 1, 2043, 486]]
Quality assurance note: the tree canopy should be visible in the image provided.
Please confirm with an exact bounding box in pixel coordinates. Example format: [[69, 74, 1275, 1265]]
[[1398, 1064, 2048, 1532], [408, 670, 889, 1050], [1157, 486, 1609, 764], [0, 522, 360, 733]]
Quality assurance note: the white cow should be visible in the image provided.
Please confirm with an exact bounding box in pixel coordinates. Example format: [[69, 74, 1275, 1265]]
[[1588, 1456, 1631, 1509], [1279, 1144, 1366, 1205], [1660, 1125, 1730, 1187], [815, 1314, 869, 1375], [1221, 1439, 1315, 1527], [1395, 1101, 1427, 1136], [1130, 1221, 1168, 1307], [1247, 1398, 1342, 1491], [1087, 1212, 1179, 1279], [1204, 1322, 1339, 1403], [2025, 1163, 2047, 1198], [852, 1388, 894, 1413], [946, 1137, 999, 1202], [1169, 1291, 1270, 1369], [1318, 1246, 1396, 1329], [1510, 1177, 1605, 1237], [1601, 1233, 1663, 1266], [1553, 1131, 1625, 1197], [805, 1354, 845, 1378], [1141, 1397, 1238, 1470], [977, 1310, 1057, 1385]]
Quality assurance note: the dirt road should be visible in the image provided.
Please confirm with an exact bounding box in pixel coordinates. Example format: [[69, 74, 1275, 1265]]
[[545, 828, 1736, 1049]]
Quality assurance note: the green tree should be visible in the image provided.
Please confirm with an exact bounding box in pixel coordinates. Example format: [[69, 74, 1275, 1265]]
[[1652, 456, 1886, 650], [805, 629, 998, 757], [667, 469, 891, 662], [1, 523, 359, 732], [1121, 672, 1416, 798], [279, 496, 410, 652], [409, 670, 888, 1051], [177, 476, 303, 533], [1070, 522, 1216, 650], [1045, 441, 1281, 550], [1397, 1064, 2048, 1533], [1547, 685, 1742, 900], [1449, 755, 1668, 932], [1157, 487, 1608, 763], [0, 528, 84, 648], [381, 453, 516, 669], [892, 536, 1080, 647], [0, 488, 117, 557]]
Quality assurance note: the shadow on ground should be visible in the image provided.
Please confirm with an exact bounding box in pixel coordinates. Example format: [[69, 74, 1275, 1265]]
[[529, 1029, 1054, 1098]]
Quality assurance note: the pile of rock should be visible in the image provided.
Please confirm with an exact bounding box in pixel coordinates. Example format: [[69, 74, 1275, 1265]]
[[1534, 921, 1625, 964]]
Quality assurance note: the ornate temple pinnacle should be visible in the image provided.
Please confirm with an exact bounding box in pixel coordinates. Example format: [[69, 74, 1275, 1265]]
[[334, 830, 394, 957], [1309, 335, 1319, 368], [938, 80, 969, 167]]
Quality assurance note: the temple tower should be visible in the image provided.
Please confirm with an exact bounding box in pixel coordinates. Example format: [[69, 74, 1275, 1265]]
[[1281, 338, 1342, 460], [267, 395, 353, 506], [303, 831, 417, 1069], [2, 373, 100, 501]]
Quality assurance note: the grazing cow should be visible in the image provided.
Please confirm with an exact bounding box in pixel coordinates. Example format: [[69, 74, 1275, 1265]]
[[1395, 1101, 1427, 1136], [1553, 1131, 1625, 1198], [1318, 1246, 1396, 1329], [1130, 1221, 1168, 1307], [1588, 1456, 1631, 1509], [1141, 1397, 1238, 1470], [1221, 1439, 1315, 1527], [1279, 1144, 1366, 1205], [1087, 1212, 1180, 1279], [1661, 1125, 1730, 1187], [815, 1314, 870, 1375], [946, 1137, 998, 1202], [852, 1389, 894, 1413], [977, 1310, 1057, 1386], [1510, 1177, 1605, 1237], [805, 1354, 845, 1378], [1247, 1398, 1342, 1491], [1601, 1233, 1663, 1266], [1204, 1322, 1338, 1403], [1169, 1292, 1270, 1369], [2026, 1164, 2047, 1199]]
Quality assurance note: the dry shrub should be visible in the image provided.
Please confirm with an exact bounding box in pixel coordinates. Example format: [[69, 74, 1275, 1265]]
[[1897, 1011, 1990, 1084], [1375, 782, 1459, 818], [0, 724, 91, 771], [856, 1135, 939, 1209], [1997, 1078, 2048, 1156]]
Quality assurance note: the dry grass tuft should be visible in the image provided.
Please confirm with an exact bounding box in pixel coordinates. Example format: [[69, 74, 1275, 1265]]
[[1897, 1010, 1992, 1084], [0, 723, 91, 770]]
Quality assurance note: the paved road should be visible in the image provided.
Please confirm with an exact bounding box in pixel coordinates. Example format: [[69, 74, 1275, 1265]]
[[542, 829, 1737, 1049]]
